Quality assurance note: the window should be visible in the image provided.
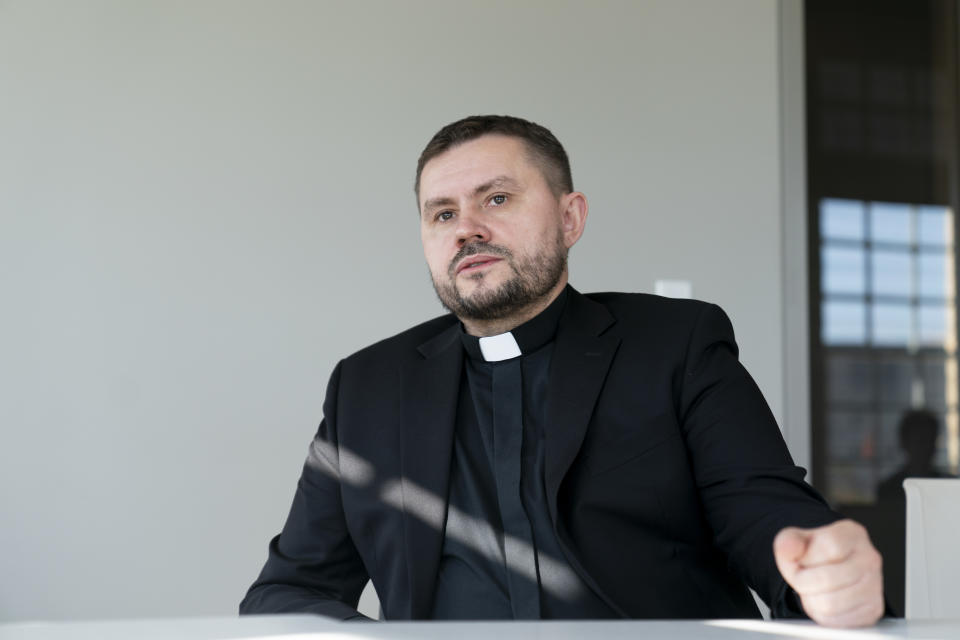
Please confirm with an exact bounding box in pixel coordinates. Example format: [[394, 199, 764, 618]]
[[806, 0, 960, 615], [818, 199, 958, 502]]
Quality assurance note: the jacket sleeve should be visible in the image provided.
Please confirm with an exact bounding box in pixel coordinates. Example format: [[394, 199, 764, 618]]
[[239, 360, 373, 620], [677, 302, 840, 617]]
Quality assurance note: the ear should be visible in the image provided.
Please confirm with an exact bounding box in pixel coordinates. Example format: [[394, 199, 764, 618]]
[[559, 191, 588, 249]]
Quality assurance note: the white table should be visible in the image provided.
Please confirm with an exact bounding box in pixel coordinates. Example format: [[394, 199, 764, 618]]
[[1, 616, 959, 640]]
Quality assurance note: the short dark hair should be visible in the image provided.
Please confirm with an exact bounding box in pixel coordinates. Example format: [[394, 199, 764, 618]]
[[415, 115, 573, 202]]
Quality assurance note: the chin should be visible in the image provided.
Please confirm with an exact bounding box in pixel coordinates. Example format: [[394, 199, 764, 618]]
[[457, 277, 500, 298]]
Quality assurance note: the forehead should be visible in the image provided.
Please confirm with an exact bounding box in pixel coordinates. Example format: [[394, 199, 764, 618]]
[[418, 135, 539, 204]]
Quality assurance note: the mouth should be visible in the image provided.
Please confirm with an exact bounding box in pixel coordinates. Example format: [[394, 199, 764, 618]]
[[456, 255, 502, 275]]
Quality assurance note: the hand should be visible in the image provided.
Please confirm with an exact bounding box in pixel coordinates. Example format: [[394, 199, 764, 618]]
[[773, 519, 884, 628]]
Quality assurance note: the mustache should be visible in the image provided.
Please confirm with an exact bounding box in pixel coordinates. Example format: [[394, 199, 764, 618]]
[[448, 243, 512, 276]]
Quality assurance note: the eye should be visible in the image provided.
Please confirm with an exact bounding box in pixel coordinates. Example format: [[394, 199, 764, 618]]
[[436, 210, 454, 222], [488, 194, 507, 206]]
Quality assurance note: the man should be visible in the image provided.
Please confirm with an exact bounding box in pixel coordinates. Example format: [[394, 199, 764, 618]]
[[240, 115, 884, 627]]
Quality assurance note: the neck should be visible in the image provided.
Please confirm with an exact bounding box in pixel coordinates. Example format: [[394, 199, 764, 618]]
[[904, 457, 934, 474], [460, 275, 568, 337]]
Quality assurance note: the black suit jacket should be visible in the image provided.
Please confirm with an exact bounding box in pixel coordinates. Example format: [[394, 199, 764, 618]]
[[240, 288, 839, 620]]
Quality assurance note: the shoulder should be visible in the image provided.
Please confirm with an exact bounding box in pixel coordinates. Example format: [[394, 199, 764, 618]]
[[581, 290, 727, 329], [340, 312, 458, 369], [583, 290, 712, 315], [576, 290, 738, 355]]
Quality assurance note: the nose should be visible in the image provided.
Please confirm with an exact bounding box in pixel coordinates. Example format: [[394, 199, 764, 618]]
[[454, 207, 489, 247]]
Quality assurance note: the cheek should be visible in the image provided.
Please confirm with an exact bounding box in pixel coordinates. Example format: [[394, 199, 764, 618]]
[[514, 221, 555, 252], [421, 239, 449, 276]]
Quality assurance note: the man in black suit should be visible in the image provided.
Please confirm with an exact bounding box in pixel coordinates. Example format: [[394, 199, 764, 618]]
[[240, 115, 884, 627]]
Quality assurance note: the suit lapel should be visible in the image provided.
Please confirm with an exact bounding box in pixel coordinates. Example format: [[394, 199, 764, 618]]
[[544, 290, 620, 525], [399, 322, 462, 619]]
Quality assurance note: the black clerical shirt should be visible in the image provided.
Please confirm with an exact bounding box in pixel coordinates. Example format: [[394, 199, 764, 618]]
[[429, 288, 614, 619]]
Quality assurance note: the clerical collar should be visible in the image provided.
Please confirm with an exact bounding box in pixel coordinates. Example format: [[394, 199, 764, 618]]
[[459, 287, 569, 362]]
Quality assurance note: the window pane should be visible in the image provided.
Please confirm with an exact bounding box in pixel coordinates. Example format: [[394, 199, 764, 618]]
[[918, 253, 949, 299], [872, 303, 911, 346], [919, 304, 949, 347], [920, 355, 948, 410], [917, 205, 952, 246], [826, 353, 874, 406], [827, 411, 875, 462], [821, 199, 865, 241], [946, 358, 958, 407], [933, 412, 953, 470], [827, 464, 876, 504], [877, 354, 914, 408], [870, 202, 912, 245], [822, 246, 866, 294], [872, 249, 912, 297], [878, 411, 908, 474], [823, 301, 867, 344]]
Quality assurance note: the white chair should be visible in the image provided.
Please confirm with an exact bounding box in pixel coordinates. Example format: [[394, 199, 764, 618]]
[[903, 478, 960, 619]]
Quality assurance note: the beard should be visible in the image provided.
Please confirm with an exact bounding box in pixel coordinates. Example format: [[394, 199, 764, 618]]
[[430, 234, 568, 322]]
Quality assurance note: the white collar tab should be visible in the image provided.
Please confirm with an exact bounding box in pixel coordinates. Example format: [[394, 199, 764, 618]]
[[478, 332, 522, 362]]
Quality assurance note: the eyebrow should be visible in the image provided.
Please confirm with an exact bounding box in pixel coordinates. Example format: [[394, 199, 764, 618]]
[[422, 175, 522, 215]]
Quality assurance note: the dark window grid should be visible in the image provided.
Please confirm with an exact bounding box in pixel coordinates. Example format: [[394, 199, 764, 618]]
[[824, 345, 959, 362], [818, 203, 958, 501], [824, 400, 958, 412], [824, 406, 958, 483], [822, 293, 953, 306], [825, 462, 879, 486], [822, 346, 959, 408], [827, 426, 953, 472], [823, 347, 958, 407], [807, 1, 960, 506], [822, 238, 952, 253], [824, 462, 881, 504], [826, 345, 955, 355], [827, 421, 956, 463], [827, 463, 875, 471], [825, 462, 931, 480], [821, 342, 958, 498], [864, 204, 875, 343]]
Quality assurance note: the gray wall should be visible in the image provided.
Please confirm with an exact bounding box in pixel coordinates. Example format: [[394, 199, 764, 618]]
[[0, 0, 796, 621]]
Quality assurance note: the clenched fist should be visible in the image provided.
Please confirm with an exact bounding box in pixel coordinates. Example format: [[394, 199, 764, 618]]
[[773, 519, 884, 627]]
